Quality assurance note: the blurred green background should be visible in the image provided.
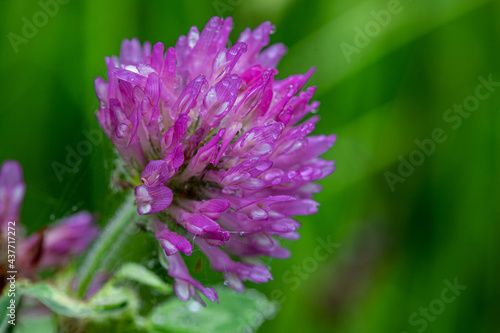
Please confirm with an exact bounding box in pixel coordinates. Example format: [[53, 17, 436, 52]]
[[1, 0, 499, 332]]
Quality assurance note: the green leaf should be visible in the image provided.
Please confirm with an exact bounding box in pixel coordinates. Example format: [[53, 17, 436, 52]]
[[114, 263, 172, 295], [12, 314, 56, 333], [20, 281, 130, 318], [88, 285, 132, 312], [85, 283, 146, 333], [148, 288, 277, 333]]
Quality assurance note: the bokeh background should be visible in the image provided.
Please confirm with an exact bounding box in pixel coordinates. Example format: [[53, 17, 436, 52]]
[[1, 0, 499, 332]]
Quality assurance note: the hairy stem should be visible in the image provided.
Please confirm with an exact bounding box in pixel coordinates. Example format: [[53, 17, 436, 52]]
[[76, 192, 137, 298]]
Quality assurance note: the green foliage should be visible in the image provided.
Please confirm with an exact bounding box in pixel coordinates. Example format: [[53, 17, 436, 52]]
[[20, 281, 132, 318], [12, 275, 275, 333], [148, 288, 277, 333], [12, 314, 56, 333]]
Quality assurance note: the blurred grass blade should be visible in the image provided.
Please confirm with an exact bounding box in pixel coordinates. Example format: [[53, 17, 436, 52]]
[[281, 0, 492, 93]]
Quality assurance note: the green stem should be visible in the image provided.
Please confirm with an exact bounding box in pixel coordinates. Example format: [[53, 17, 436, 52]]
[[76, 192, 137, 298]]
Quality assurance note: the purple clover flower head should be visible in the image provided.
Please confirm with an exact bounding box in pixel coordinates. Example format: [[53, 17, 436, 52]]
[[94, 17, 336, 303], [18, 212, 98, 276], [0, 160, 26, 229], [0, 160, 98, 277], [27, 211, 98, 270]]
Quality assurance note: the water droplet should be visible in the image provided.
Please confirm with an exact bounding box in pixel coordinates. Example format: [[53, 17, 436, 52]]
[[188, 301, 201, 313], [223, 280, 229, 286]]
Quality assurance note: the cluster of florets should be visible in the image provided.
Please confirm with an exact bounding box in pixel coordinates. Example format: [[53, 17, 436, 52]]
[[94, 17, 335, 303]]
